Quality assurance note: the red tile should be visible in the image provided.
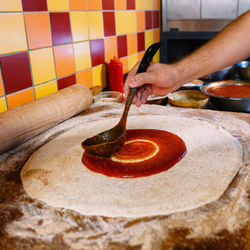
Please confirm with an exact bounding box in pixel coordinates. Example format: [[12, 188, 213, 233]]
[[90, 39, 105, 67], [103, 12, 116, 37], [58, 74, 76, 90], [0, 52, 32, 95], [50, 12, 72, 46], [117, 35, 127, 58], [127, 0, 135, 9], [153, 10, 160, 29], [145, 11, 153, 30], [137, 32, 145, 52], [102, 0, 114, 10], [22, 0, 47, 11]]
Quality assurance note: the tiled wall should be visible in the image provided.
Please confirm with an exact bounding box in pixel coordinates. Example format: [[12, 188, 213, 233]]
[[0, 0, 161, 113]]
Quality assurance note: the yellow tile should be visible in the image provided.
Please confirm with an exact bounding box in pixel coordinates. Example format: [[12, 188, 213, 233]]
[[92, 64, 107, 88], [153, 50, 160, 63], [73, 41, 91, 72], [88, 12, 104, 40], [0, 97, 7, 113], [115, 11, 127, 35], [128, 54, 138, 71], [70, 12, 89, 42], [136, 0, 144, 10], [0, 13, 27, 55], [29, 48, 56, 85], [0, 0, 22, 11], [145, 30, 153, 51], [47, 0, 69, 11], [34, 81, 58, 99], [127, 11, 137, 34], [145, 0, 153, 10]]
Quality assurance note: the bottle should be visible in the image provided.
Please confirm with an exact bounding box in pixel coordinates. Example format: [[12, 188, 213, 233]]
[[108, 57, 124, 93]]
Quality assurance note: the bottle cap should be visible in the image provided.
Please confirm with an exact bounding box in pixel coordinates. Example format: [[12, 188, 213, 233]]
[[110, 57, 121, 64]]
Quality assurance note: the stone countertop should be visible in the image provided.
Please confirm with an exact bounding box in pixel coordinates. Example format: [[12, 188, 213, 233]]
[[0, 103, 249, 250]]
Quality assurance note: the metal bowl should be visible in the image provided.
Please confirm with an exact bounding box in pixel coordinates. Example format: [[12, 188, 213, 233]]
[[236, 61, 250, 81], [209, 66, 233, 81], [200, 81, 250, 113]]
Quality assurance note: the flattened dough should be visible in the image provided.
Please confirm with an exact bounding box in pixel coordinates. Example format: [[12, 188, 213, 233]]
[[21, 115, 243, 217]]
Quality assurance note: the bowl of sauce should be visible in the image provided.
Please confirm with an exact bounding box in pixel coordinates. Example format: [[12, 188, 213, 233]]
[[201, 80, 250, 112]]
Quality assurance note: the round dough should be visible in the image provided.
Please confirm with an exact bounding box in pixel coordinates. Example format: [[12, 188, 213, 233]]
[[21, 115, 243, 217]]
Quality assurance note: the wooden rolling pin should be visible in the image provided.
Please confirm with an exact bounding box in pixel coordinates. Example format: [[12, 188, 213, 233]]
[[0, 84, 93, 154]]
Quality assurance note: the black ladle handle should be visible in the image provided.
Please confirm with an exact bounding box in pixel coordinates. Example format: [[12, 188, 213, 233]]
[[121, 42, 162, 124]]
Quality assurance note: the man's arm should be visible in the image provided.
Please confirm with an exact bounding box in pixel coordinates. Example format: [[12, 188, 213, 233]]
[[125, 10, 250, 106]]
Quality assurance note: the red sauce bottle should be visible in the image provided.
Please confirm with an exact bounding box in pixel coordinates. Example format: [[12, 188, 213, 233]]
[[108, 57, 124, 93]]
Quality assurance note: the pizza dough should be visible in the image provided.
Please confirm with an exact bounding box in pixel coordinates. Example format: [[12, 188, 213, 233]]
[[21, 115, 243, 217]]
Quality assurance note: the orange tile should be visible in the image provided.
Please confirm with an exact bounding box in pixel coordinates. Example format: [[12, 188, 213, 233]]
[[86, 0, 102, 10], [24, 13, 52, 50], [153, 0, 160, 10], [136, 11, 145, 32], [0, 13, 27, 55], [120, 57, 128, 74], [115, 0, 126, 10], [104, 36, 117, 63], [76, 69, 92, 88], [127, 33, 137, 55], [0, 74, 4, 96], [0, 0, 22, 11], [153, 29, 160, 43], [138, 51, 145, 61], [54, 44, 75, 78], [7, 88, 34, 109], [69, 0, 86, 10]]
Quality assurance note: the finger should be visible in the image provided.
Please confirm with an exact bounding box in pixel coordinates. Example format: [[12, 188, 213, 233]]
[[129, 72, 156, 88]]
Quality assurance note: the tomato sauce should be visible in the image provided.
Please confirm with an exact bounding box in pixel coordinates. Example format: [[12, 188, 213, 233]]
[[82, 129, 186, 178], [207, 84, 250, 98]]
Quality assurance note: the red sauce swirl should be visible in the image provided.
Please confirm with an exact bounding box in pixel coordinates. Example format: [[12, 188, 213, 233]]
[[207, 84, 250, 98], [82, 129, 186, 178]]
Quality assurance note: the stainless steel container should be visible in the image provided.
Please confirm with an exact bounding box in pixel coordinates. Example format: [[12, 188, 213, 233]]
[[236, 61, 250, 81], [200, 81, 250, 112]]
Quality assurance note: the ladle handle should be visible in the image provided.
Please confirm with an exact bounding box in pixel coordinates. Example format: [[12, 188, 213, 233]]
[[121, 42, 162, 125]]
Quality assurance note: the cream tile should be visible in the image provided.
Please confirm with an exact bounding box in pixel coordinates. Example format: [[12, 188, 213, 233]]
[[73, 41, 91, 72], [88, 12, 104, 40], [70, 12, 89, 42], [127, 11, 137, 33], [0, 13, 27, 55], [0, 0, 22, 11], [115, 11, 127, 35]]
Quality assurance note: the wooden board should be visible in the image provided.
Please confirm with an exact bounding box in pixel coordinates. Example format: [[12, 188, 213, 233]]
[[0, 103, 249, 250]]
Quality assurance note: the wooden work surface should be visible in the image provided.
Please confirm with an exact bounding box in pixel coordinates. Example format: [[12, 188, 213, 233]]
[[0, 103, 249, 250]]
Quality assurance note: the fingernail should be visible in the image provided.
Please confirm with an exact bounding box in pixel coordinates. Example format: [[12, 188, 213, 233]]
[[130, 78, 137, 87]]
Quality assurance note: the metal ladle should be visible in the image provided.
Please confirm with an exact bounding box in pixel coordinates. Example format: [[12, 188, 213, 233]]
[[81, 42, 162, 157]]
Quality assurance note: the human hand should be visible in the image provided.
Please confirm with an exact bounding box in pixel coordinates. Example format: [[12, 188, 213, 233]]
[[124, 62, 182, 107]]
